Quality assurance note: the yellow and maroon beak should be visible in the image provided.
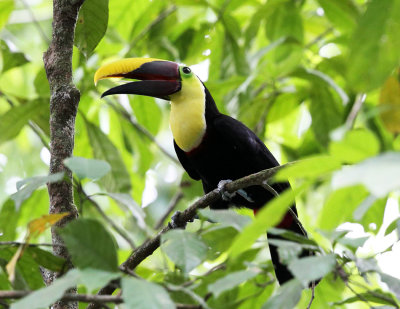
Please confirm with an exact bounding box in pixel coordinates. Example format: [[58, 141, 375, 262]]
[[94, 58, 181, 100]]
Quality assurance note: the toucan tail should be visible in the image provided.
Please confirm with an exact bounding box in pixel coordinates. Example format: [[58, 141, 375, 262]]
[[266, 207, 314, 285]]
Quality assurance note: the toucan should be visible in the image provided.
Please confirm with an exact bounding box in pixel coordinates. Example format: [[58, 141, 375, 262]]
[[94, 58, 313, 285]]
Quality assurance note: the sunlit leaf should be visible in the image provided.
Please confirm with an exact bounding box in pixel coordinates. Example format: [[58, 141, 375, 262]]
[[28, 213, 69, 237], [84, 118, 132, 193], [347, 0, 400, 91], [60, 218, 118, 272], [161, 229, 207, 273], [64, 156, 111, 180], [379, 73, 400, 133], [0, 0, 13, 31], [10, 173, 65, 209], [0, 100, 43, 146], [208, 269, 260, 297], [75, 0, 109, 57], [0, 41, 29, 72], [288, 254, 336, 287], [262, 279, 303, 309], [316, 0, 359, 31], [121, 277, 175, 309], [332, 152, 400, 197]]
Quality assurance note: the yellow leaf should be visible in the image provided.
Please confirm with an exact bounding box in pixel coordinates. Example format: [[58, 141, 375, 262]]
[[6, 245, 24, 283], [379, 72, 400, 133], [28, 213, 70, 237]]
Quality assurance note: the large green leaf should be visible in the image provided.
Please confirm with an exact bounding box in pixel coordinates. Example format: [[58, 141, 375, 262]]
[[121, 277, 175, 309], [84, 118, 132, 193], [0, 41, 29, 73], [316, 0, 359, 31], [0, 199, 18, 241], [0, 0, 13, 31], [10, 173, 64, 209], [0, 100, 43, 146], [161, 229, 208, 273], [64, 156, 111, 180], [332, 152, 400, 197], [59, 218, 118, 272], [74, 0, 109, 57], [288, 254, 336, 287], [262, 279, 303, 309], [207, 269, 259, 297], [347, 0, 400, 91]]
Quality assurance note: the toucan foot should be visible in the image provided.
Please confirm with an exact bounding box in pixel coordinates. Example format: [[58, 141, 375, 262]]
[[217, 179, 254, 203], [169, 211, 187, 229], [218, 179, 235, 201]]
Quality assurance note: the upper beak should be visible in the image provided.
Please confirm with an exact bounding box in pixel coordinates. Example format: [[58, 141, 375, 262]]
[[94, 58, 181, 100]]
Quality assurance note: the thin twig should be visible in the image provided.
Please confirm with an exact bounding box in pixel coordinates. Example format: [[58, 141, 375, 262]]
[[345, 93, 366, 129], [107, 101, 179, 164], [306, 281, 315, 309], [0, 241, 64, 248], [154, 190, 184, 229], [0, 291, 122, 304], [305, 27, 334, 49]]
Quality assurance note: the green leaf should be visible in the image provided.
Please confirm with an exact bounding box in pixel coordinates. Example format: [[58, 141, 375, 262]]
[[77, 268, 119, 293], [0, 41, 29, 73], [385, 217, 400, 236], [334, 289, 399, 307], [10, 268, 119, 309], [121, 277, 175, 309], [0, 199, 18, 241], [64, 156, 111, 180], [288, 254, 336, 287], [262, 279, 303, 309], [74, 0, 109, 57], [332, 152, 400, 197], [0, 0, 13, 31], [84, 118, 132, 193], [10, 269, 80, 309], [161, 229, 207, 273], [336, 236, 369, 252], [208, 269, 259, 297], [0, 100, 42, 146], [130, 94, 162, 136], [316, 0, 359, 31], [380, 272, 400, 300], [199, 209, 251, 231], [347, 0, 400, 91], [318, 185, 369, 230], [25, 247, 66, 272], [10, 173, 64, 209], [276, 155, 341, 181], [309, 85, 342, 146], [105, 192, 146, 229], [329, 129, 380, 164], [229, 182, 310, 258], [59, 218, 118, 272]]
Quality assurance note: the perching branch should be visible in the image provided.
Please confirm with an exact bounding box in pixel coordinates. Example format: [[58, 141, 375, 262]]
[[0, 291, 122, 305], [43, 0, 85, 308], [87, 163, 291, 309]]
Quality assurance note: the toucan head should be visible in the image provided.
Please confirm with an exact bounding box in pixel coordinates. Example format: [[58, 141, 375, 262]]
[[94, 58, 198, 101]]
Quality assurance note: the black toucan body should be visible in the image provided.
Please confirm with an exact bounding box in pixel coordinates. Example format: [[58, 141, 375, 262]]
[[95, 58, 312, 285]]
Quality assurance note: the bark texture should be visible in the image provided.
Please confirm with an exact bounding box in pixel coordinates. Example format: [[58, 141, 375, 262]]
[[43, 1, 85, 308]]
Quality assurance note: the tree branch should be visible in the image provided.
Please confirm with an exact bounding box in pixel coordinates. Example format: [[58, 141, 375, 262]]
[[87, 163, 291, 309], [0, 291, 122, 305], [43, 0, 85, 308]]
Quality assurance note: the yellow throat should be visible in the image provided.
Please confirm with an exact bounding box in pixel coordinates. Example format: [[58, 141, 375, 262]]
[[169, 75, 206, 152]]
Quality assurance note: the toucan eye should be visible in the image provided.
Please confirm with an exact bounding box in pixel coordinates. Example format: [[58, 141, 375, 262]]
[[182, 67, 191, 74]]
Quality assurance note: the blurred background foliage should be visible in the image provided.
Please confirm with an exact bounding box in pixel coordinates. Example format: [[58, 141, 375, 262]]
[[0, 0, 400, 308]]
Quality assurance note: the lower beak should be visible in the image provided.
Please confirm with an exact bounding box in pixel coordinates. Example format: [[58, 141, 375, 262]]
[[94, 58, 181, 100]]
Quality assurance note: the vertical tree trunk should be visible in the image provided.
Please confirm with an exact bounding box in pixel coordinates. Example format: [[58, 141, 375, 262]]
[[43, 1, 85, 308]]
